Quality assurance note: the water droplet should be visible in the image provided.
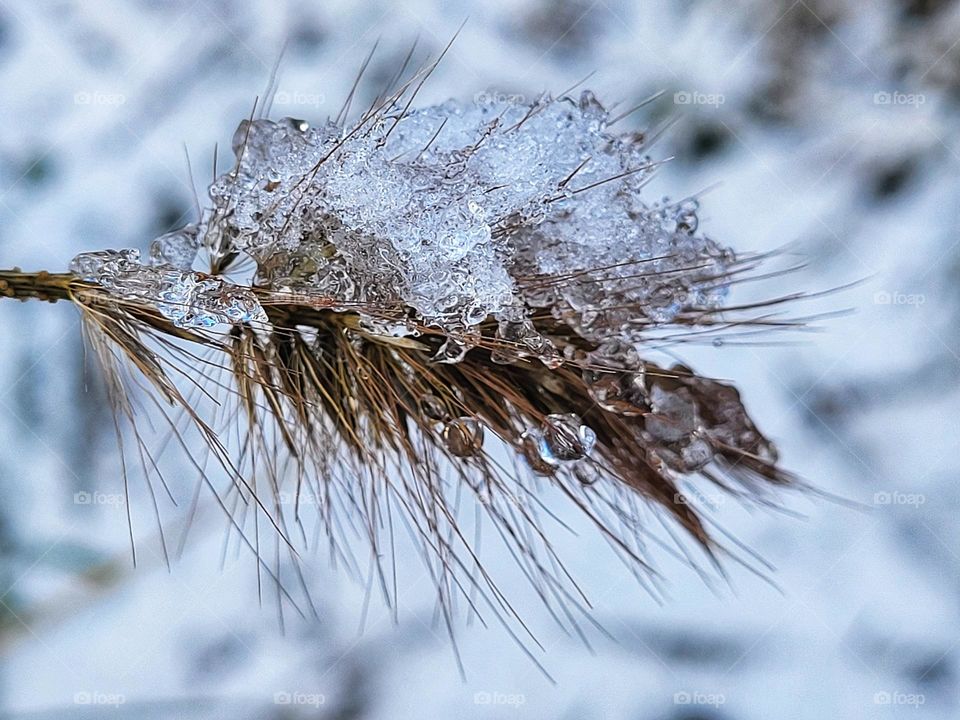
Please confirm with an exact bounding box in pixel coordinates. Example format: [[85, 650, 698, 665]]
[[420, 394, 448, 421], [360, 315, 418, 338], [675, 201, 699, 234], [584, 371, 648, 416], [493, 318, 562, 366], [463, 303, 489, 325], [280, 117, 310, 133], [149, 225, 200, 271], [539, 342, 563, 369], [572, 462, 600, 485], [542, 413, 596, 461], [520, 429, 558, 475], [443, 417, 484, 457]]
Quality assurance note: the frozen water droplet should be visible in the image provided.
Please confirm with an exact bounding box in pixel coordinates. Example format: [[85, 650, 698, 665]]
[[572, 462, 600, 486], [541, 413, 596, 461], [539, 342, 563, 369], [675, 200, 699, 234], [492, 318, 560, 366], [280, 117, 310, 133], [520, 429, 558, 476], [149, 225, 200, 271], [359, 315, 418, 338], [584, 367, 648, 416], [443, 417, 484, 457], [420, 393, 448, 421], [463, 303, 489, 326]]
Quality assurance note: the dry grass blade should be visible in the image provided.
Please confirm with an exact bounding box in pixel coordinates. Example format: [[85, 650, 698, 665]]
[[0, 53, 822, 662], [0, 262, 806, 648]]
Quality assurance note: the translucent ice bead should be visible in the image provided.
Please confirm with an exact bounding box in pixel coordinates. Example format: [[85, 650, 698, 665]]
[[149, 224, 200, 271], [541, 413, 596, 461], [443, 417, 484, 457]]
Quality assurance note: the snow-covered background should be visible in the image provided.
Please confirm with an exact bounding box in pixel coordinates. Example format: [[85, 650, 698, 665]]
[[0, 0, 957, 717]]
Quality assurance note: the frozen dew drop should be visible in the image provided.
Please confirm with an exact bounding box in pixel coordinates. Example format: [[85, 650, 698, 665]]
[[149, 224, 200, 270], [496, 319, 543, 351], [541, 413, 597, 461], [583, 371, 646, 417], [463, 303, 489, 326], [675, 199, 699, 234], [420, 393, 449, 421], [538, 342, 563, 369], [443, 416, 484, 457], [359, 315, 418, 338], [572, 461, 600, 486], [520, 429, 558, 476], [279, 117, 310, 133]]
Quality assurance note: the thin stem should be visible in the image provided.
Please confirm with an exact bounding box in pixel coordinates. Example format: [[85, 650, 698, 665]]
[[0, 269, 76, 303]]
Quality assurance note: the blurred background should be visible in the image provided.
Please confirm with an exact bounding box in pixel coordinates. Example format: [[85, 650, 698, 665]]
[[0, 0, 957, 717]]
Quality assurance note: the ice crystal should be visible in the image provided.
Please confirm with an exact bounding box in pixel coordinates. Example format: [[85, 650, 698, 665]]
[[69, 249, 266, 328]]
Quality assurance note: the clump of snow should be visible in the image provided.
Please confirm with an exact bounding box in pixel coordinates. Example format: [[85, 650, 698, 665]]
[[68, 92, 733, 358], [197, 91, 731, 337]]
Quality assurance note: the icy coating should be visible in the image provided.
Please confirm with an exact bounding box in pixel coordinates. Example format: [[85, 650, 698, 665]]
[[205, 91, 731, 332], [71, 91, 732, 336], [69, 249, 266, 328]]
